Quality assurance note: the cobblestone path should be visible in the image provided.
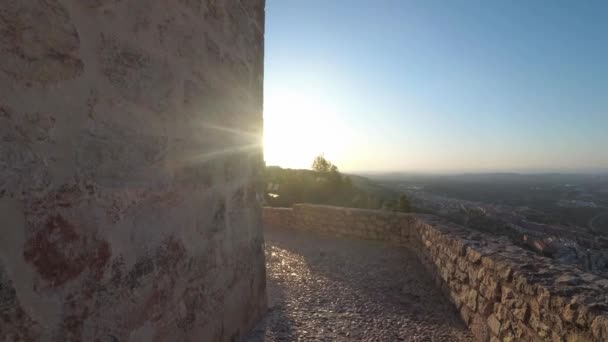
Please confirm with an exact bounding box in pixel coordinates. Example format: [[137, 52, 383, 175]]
[[246, 228, 473, 341]]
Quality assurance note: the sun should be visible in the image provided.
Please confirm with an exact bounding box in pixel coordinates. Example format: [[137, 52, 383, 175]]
[[263, 91, 350, 170]]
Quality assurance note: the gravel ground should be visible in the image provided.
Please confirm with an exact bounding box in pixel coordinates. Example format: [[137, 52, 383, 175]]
[[246, 228, 474, 342]]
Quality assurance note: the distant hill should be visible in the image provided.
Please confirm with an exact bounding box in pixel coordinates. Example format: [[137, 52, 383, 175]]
[[344, 173, 400, 200], [263, 166, 400, 209], [364, 172, 608, 186]]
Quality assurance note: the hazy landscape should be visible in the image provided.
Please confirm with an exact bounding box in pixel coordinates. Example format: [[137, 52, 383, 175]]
[[368, 172, 608, 276], [368, 172, 608, 232], [265, 163, 608, 277]]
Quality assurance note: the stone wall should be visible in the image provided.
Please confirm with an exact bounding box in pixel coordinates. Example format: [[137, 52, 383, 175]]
[[0, 1, 266, 341], [264, 204, 608, 341], [262, 207, 294, 231], [263, 204, 415, 242]]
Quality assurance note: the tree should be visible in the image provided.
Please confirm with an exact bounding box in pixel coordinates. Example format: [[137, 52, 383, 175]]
[[398, 194, 411, 212], [265, 156, 395, 210], [310, 154, 346, 204], [312, 154, 337, 173]]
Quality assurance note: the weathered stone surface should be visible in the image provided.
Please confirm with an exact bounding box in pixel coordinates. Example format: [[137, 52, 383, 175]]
[[264, 205, 608, 341], [99, 38, 174, 112], [591, 315, 608, 340], [1, 0, 266, 341], [487, 314, 501, 336], [477, 297, 493, 316], [0, 0, 84, 85]]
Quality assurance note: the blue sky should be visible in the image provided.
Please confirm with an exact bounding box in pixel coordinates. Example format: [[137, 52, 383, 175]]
[[262, 0, 608, 173]]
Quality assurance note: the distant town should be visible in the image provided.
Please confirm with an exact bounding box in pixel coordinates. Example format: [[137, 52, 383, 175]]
[[367, 173, 608, 277]]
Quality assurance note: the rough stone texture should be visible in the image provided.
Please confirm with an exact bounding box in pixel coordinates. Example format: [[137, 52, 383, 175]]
[[247, 227, 473, 341], [0, 1, 266, 341], [264, 205, 608, 341]]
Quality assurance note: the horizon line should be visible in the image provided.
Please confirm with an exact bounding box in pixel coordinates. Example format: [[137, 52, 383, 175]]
[[265, 164, 608, 176]]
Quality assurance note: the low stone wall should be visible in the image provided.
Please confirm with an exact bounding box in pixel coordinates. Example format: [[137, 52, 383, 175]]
[[263, 207, 294, 231], [263, 204, 608, 341], [263, 204, 415, 243]]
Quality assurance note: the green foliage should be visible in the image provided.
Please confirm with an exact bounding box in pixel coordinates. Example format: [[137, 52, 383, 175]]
[[312, 154, 338, 173], [264, 155, 397, 210]]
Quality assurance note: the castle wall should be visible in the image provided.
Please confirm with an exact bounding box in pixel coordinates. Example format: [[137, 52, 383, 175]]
[[0, 1, 266, 340]]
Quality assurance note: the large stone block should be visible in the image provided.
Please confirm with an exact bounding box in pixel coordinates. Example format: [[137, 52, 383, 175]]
[[487, 314, 501, 336]]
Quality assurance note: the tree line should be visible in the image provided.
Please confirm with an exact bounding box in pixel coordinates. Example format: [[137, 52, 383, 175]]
[[264, 155, 411, 212]]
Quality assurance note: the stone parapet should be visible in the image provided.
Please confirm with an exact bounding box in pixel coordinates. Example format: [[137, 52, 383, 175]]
[[263, 204, 608, 341], [262, 207, 294, 230]]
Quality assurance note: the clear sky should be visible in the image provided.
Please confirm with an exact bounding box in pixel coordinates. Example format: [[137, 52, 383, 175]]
[[262, 0, 608, 173]]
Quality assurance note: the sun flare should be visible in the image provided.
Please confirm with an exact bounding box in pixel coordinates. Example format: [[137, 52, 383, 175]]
[[263, 91, 351, 170]]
